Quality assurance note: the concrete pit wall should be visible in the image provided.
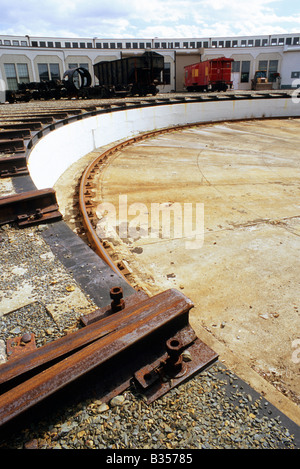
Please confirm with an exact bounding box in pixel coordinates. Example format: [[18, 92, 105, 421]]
[[28, 96, 300, 189]]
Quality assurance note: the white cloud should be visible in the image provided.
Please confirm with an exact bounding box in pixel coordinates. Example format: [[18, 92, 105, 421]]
[[0, 0, 299, 38]]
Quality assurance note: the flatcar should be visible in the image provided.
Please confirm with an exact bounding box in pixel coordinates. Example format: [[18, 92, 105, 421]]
[[184, 57, 233, 92], [5, 67, 93, 103]]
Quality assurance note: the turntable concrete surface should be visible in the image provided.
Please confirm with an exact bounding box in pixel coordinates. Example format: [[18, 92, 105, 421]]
[[96, 118, 300, 421]]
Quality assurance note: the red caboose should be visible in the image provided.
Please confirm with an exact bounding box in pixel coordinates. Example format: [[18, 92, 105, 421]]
[[184, 57, 233, 92]]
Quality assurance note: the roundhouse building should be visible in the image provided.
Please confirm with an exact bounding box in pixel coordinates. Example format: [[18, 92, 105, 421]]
[[0, 33, 299, 95]]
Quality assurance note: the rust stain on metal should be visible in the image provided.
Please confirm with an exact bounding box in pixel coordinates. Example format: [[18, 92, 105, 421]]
[[110, 286, 125, 312], [0, 289, 189, 387], [134, 337, 218, 404], [80, 289, 148, 326], [0, 188, 62, 227], [6, 333, 37, 360], [0, 288, 217, 427], [0, 129, 31, 140], [0, 155, 29, 178], [0, 139, 25, 153]]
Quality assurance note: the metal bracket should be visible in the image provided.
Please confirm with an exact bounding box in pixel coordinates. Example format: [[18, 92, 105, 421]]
[[133, 327, 218, 403], [80, 287, 148, 326], [6, 334, 37, 360]]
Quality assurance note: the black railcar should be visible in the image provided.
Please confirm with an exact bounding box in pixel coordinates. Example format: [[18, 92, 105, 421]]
[[93, 51, 164, 97]]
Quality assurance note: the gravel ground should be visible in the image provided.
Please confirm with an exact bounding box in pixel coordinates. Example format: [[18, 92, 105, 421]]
[[0, 363, 298, 450], [0, 223, 97, 332]]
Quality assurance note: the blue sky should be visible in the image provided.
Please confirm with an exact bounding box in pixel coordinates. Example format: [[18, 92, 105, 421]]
[[0, 0, 299, 38]]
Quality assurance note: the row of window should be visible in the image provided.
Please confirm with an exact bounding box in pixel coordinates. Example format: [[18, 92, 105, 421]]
[[212, 37, 299, 48], [3, 62, 89, 90], [1, 36, 299, 49], [32, 41, 94, 49], [232, 60, 279, 83], [1, 39, 28, 46]]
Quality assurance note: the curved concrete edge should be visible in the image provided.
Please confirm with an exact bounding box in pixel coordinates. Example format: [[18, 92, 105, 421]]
[[28, 97, 300, 190]]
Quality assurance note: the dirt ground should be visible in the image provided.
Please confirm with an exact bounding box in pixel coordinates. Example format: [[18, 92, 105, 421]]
[[55, 118, 300, 425]]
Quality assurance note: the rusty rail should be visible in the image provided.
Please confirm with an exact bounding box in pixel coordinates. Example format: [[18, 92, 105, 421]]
[[0, 129, 31, 140], [0, 290, 148, 386], [0, 155, 28, 177], [0, 188, 62, 227], [0, 122, 43, 131], [0, 138, 25, 153], [0, 288, 218, 427]]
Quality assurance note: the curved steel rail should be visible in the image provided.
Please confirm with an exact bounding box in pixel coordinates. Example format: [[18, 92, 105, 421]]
[[78, 124, 195, 280]]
